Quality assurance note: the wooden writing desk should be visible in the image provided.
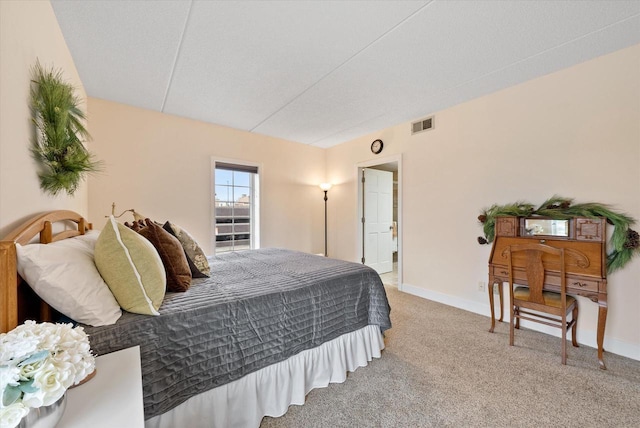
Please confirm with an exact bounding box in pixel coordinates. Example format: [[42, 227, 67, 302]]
[[487, 216, 608, 369]]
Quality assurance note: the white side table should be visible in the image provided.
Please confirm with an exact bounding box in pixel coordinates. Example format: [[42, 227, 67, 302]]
[[58, 346, 144, 428]]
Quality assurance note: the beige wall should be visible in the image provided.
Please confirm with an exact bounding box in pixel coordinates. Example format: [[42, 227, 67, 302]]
[[327, 45, 640, 359], [86, 98, 326, 255], [2, 0, 638, 360], [0, 0, 88, 236]]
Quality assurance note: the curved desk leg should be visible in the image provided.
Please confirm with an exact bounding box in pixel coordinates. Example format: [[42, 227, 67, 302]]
[[597, 298, 608, 370], [488, 276, 503, 333], [497, 282, 504, 323], [488, 279, 496, 333]]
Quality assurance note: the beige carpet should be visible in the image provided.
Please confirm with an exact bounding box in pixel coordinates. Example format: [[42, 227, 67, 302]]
[[261, 285, 640, 427]]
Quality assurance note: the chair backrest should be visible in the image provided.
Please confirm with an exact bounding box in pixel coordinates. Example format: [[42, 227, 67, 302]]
[[507, 243, 566, 305]]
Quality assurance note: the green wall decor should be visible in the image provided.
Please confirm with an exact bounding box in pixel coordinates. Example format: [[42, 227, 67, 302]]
[[477, 196, 639, 274], [30, 60, 101, 196]]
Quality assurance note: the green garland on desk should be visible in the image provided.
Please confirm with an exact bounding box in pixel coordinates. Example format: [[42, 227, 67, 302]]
[[476, 196, 639, 274]]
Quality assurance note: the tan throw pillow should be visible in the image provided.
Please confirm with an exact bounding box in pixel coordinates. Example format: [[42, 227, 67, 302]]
[[133, 219, 191, 292], [95, 216, 166, 315], [163, 221, 210, 278]]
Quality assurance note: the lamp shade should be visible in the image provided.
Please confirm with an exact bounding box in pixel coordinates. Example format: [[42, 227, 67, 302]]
[[319, 183, 333, 191]]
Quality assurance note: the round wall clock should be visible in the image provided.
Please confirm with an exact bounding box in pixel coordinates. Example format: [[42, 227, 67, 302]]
[[370, 139, 383, 154]]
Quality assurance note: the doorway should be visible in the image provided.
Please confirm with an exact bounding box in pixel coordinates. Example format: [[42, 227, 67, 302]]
[[357, 155, 401, 289]]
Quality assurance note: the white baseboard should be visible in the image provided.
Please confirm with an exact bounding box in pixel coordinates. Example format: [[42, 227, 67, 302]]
[[400, 283, 640, 362]]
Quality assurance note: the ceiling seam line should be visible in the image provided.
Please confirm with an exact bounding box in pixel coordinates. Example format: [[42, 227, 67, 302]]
[[313, 11, 640, 147], [432, 11, 640, 97], [161, 0, 194, 112], [248, 0, 435, 133], [310, 114, 386, 147]]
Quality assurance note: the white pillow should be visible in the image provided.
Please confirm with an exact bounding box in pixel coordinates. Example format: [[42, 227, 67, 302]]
[[16, 230, 122, 326]]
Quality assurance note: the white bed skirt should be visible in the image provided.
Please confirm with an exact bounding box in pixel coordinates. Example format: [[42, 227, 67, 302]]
[[145, 325, 385, 428]]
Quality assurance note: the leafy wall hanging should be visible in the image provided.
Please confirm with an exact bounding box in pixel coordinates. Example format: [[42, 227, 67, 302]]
[[477, 196, 639, 274], [30, 60, 101, 196]]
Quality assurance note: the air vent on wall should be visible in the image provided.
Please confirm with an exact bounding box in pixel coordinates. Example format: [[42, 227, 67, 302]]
[[411, 116, 434, 135]]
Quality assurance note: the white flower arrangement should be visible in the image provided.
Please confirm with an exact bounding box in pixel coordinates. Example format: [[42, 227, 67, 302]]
[[0, 321, 95, 428]]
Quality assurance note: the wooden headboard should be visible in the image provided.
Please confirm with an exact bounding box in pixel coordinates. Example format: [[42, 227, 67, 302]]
[[0, 210, 91, 333]]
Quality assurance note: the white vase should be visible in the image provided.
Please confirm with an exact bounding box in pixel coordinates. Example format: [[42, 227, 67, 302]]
[[17, 393, 66, 428]]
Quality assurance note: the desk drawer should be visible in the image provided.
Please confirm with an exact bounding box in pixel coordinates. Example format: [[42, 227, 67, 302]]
[[490, 266, 600, 293], [491, 266, 509, 280], [491, 267, 532, 284], [567, 278, 600, 293]]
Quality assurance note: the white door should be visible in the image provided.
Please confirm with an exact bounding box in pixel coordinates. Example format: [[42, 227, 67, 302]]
[[363, 168, 393, 274]]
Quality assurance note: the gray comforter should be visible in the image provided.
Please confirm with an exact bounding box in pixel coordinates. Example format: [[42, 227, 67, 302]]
[[83, 248, 391, 419]]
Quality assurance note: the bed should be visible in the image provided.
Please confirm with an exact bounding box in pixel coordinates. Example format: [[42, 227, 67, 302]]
[[0, 211, 391, 427]]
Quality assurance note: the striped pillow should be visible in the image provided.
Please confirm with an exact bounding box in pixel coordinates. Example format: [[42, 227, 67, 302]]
[[95, 216, 166, 315]]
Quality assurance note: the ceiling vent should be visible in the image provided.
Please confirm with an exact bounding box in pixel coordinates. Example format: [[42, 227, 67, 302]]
[[411, 116, 434, 135]]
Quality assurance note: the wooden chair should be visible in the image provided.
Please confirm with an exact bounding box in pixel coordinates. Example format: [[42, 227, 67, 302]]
[[507, 243, 578, 364]]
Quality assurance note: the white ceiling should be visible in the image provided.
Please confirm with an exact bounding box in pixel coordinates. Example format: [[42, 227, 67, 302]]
[[51, 1, 640, 148]]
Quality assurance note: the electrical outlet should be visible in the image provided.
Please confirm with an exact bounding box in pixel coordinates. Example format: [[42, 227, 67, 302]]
[[478, 281, 486, 292]]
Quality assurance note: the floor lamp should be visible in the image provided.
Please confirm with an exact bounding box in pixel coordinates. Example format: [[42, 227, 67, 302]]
[[319, 183, 332, 257]]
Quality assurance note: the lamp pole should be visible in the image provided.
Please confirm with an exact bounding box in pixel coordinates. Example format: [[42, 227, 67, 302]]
[[323, 190, 328, 257], [319, 183, 332, 257]]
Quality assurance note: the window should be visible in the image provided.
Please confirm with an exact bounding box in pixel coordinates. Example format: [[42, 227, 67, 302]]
[[213, 161, 259, 253]]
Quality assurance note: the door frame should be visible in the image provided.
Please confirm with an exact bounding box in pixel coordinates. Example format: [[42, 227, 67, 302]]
[[356, 154, 403, 290]]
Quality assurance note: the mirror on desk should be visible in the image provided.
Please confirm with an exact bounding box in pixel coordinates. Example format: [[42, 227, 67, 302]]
[[523, 218, 569, 237]]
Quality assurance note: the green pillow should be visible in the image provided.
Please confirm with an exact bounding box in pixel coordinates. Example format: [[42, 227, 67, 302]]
[[95, 216, 166, 315]]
